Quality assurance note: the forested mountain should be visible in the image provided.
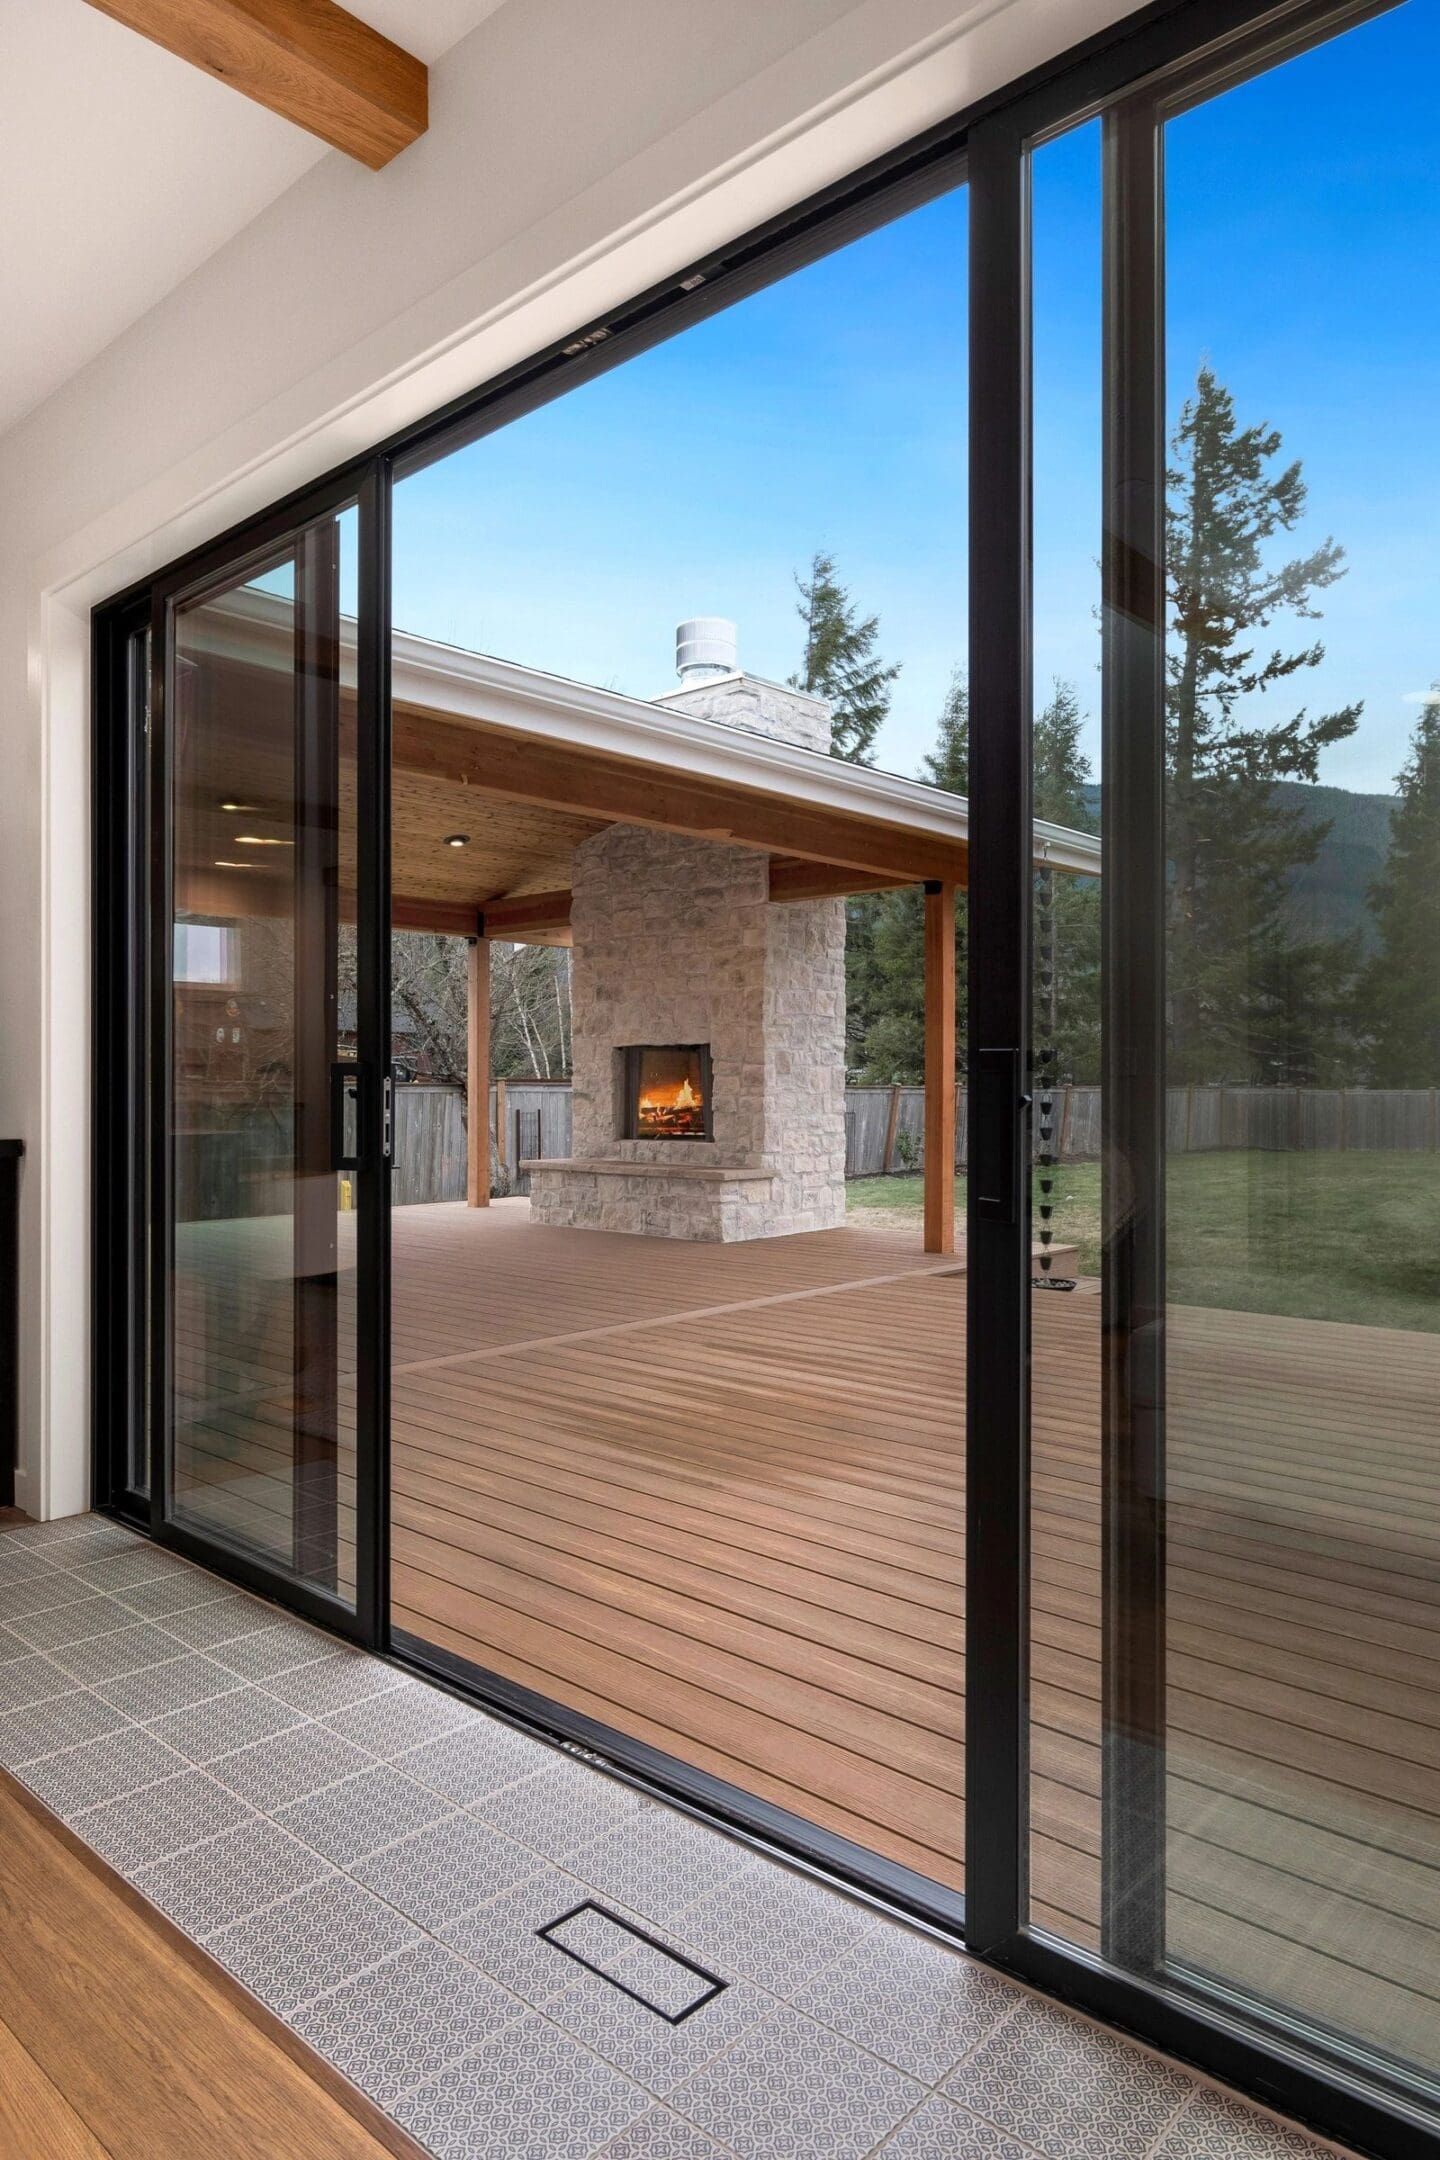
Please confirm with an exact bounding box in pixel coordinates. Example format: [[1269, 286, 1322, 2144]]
[[1080, 780, 1398, 950]]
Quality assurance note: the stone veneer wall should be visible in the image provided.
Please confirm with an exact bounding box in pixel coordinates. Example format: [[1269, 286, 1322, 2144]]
[[527, 819, 847, 1241]]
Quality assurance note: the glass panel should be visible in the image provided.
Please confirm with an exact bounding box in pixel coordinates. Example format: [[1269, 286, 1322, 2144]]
[[166, 510, 359, 1603], [1156, 1, 1440, 2084], [1027, 114, 1104, 1945], [386, 182, 969, 1898]]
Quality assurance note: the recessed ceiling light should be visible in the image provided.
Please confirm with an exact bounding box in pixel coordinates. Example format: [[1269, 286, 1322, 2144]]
[[214, 860, 257, 869], [444, 834, 470, 848], [233, 834, 294, 846]]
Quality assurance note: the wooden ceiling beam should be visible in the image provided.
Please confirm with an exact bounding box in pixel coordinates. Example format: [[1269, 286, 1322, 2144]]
[[479, 889, 572, 940], [83, 1, 428, 170], [767, 860, 929, 903], [391, 707, 968, 889], [390, 895, 480, 939]]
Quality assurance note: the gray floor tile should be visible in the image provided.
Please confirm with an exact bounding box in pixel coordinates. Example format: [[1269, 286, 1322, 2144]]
[[95, 1652, 239, 1723], [438, 1866, 609, 2011], [0, 1690, 130, 1768], [352, 1811, 541, 1929], [50, 1621, 191, 1687], [117, 1571, 239, 1620], [206, 1616, 339, 1682], [274, 1763, 454, 1866], [944, 1998, 1195, 2159], [291, 1939, 522, 2105], [147, 1685, 307, 1763], [571, 1807, 757, 1924], [13, 1723, 186, 1814], [261, 1650, 407, 1717], [323, 1678, 480, 1760], [207, 1874, 424, 2013], [396, 1718, 556, 1807], [872, 2096, 1042, 2159], [31, 1524, 142, 1568], [545, 1946, 771, 2100], [790, 1925, 1022, 2083], [393, 2010, 648, 2160], [0, 1544, 65, 1583], [151, 1590, 277, 1648], [9, 1594, 140, 1651], [133, 1815, 330, 1937], [665, 2004, 923, 2160], [470, 1756, 647, 1864], [71, 1547, 195, 1593], [672, 1863, 876, 1998], [596, 2112, 734, 2159], [0, 1651, 71, 1713], [3, 1517, 122, 1553], [206, 1722, 374, 1811], [0, 1625, 29, 1663], [0, 1573, 97, 1621], [73, 1768, 257, 1876], [1151, 2087, 1338, 2157]]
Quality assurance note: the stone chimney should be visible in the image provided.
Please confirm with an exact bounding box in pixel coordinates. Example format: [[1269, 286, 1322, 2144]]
[[656, 616, 832, 754]]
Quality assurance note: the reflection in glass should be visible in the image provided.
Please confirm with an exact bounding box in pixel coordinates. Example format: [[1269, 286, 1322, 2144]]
[[1159, 3, 1440, 2083], [167, 517, 358, 1602]]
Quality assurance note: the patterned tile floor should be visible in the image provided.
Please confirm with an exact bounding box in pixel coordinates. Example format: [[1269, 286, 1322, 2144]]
[[0, 1516, 1358, 2160]]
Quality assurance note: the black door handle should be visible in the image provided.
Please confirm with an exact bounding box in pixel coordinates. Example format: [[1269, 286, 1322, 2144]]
[[973, 1046, 1027, 1223], [330, 1062, 362, 1172]]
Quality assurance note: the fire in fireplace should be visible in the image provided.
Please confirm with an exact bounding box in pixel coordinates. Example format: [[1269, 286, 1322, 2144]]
[[621, 1044, 713, 1141]]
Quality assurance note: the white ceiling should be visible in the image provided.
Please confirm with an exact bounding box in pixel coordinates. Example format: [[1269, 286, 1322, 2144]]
[[0, 0, 509, 440]]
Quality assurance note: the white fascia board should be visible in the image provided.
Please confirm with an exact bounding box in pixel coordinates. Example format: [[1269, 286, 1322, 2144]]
[[393, 631, 1103, 875], [192, 587, 1102, 875]]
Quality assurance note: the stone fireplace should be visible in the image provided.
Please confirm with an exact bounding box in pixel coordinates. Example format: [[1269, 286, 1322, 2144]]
[[524, 621, 849, 1242]]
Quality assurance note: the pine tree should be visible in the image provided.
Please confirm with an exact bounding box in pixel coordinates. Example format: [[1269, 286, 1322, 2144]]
[[1166, 366, 1361, 1083], [847, 674, 967, 1081], [791, 550, 900, 764], [922, 667, 969, 793], [1364, 689, 1440, 1085], [1033, 681, 1101, 1084]]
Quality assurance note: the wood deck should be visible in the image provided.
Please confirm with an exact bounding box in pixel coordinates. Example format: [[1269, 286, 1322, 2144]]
[[175, 1197, 1440, 2078]]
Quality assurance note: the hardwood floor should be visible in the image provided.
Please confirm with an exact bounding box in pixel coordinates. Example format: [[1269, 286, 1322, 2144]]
[[0, 1771, 419, 2160], [175, 1196, 1440, 2077]]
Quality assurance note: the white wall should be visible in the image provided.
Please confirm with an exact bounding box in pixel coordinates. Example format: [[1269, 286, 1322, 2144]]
[[0, 0, 1136, 1516]]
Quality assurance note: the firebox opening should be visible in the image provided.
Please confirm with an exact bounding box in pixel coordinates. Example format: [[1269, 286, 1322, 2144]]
[[621, 1044, 713, 1142]]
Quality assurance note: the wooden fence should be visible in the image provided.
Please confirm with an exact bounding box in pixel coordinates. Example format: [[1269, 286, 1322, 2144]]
[[392, 1081, 573, 1206], [181, 1080, 1440, 1217]]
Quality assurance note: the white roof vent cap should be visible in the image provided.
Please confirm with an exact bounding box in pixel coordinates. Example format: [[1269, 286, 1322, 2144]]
[[676, 617, 737, 684]]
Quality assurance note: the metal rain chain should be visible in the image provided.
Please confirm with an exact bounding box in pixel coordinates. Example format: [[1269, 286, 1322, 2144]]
[[1033, 863, 1076, 1293]]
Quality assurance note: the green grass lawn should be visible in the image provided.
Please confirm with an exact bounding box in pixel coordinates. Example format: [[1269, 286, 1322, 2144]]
[[848, 1151, 1440, 1332]]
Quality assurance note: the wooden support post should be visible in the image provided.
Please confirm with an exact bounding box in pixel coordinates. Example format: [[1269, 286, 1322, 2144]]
[[466, 937, 490, 1207], [924, 880, 957, 1255], [881, 1083, 903, 1176]]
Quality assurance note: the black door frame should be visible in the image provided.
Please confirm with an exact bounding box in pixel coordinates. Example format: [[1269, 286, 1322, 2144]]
[[95, 471, 392, 1649], [89, 3, 1431, 2151]]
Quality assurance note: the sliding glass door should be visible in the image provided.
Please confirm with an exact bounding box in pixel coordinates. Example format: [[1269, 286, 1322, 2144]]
[[968, 0, 1440, 2140], [149, 490, 388, 1630]]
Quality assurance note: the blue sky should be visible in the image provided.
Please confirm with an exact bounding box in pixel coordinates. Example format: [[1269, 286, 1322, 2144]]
[[393, 0, 1438, 798]]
